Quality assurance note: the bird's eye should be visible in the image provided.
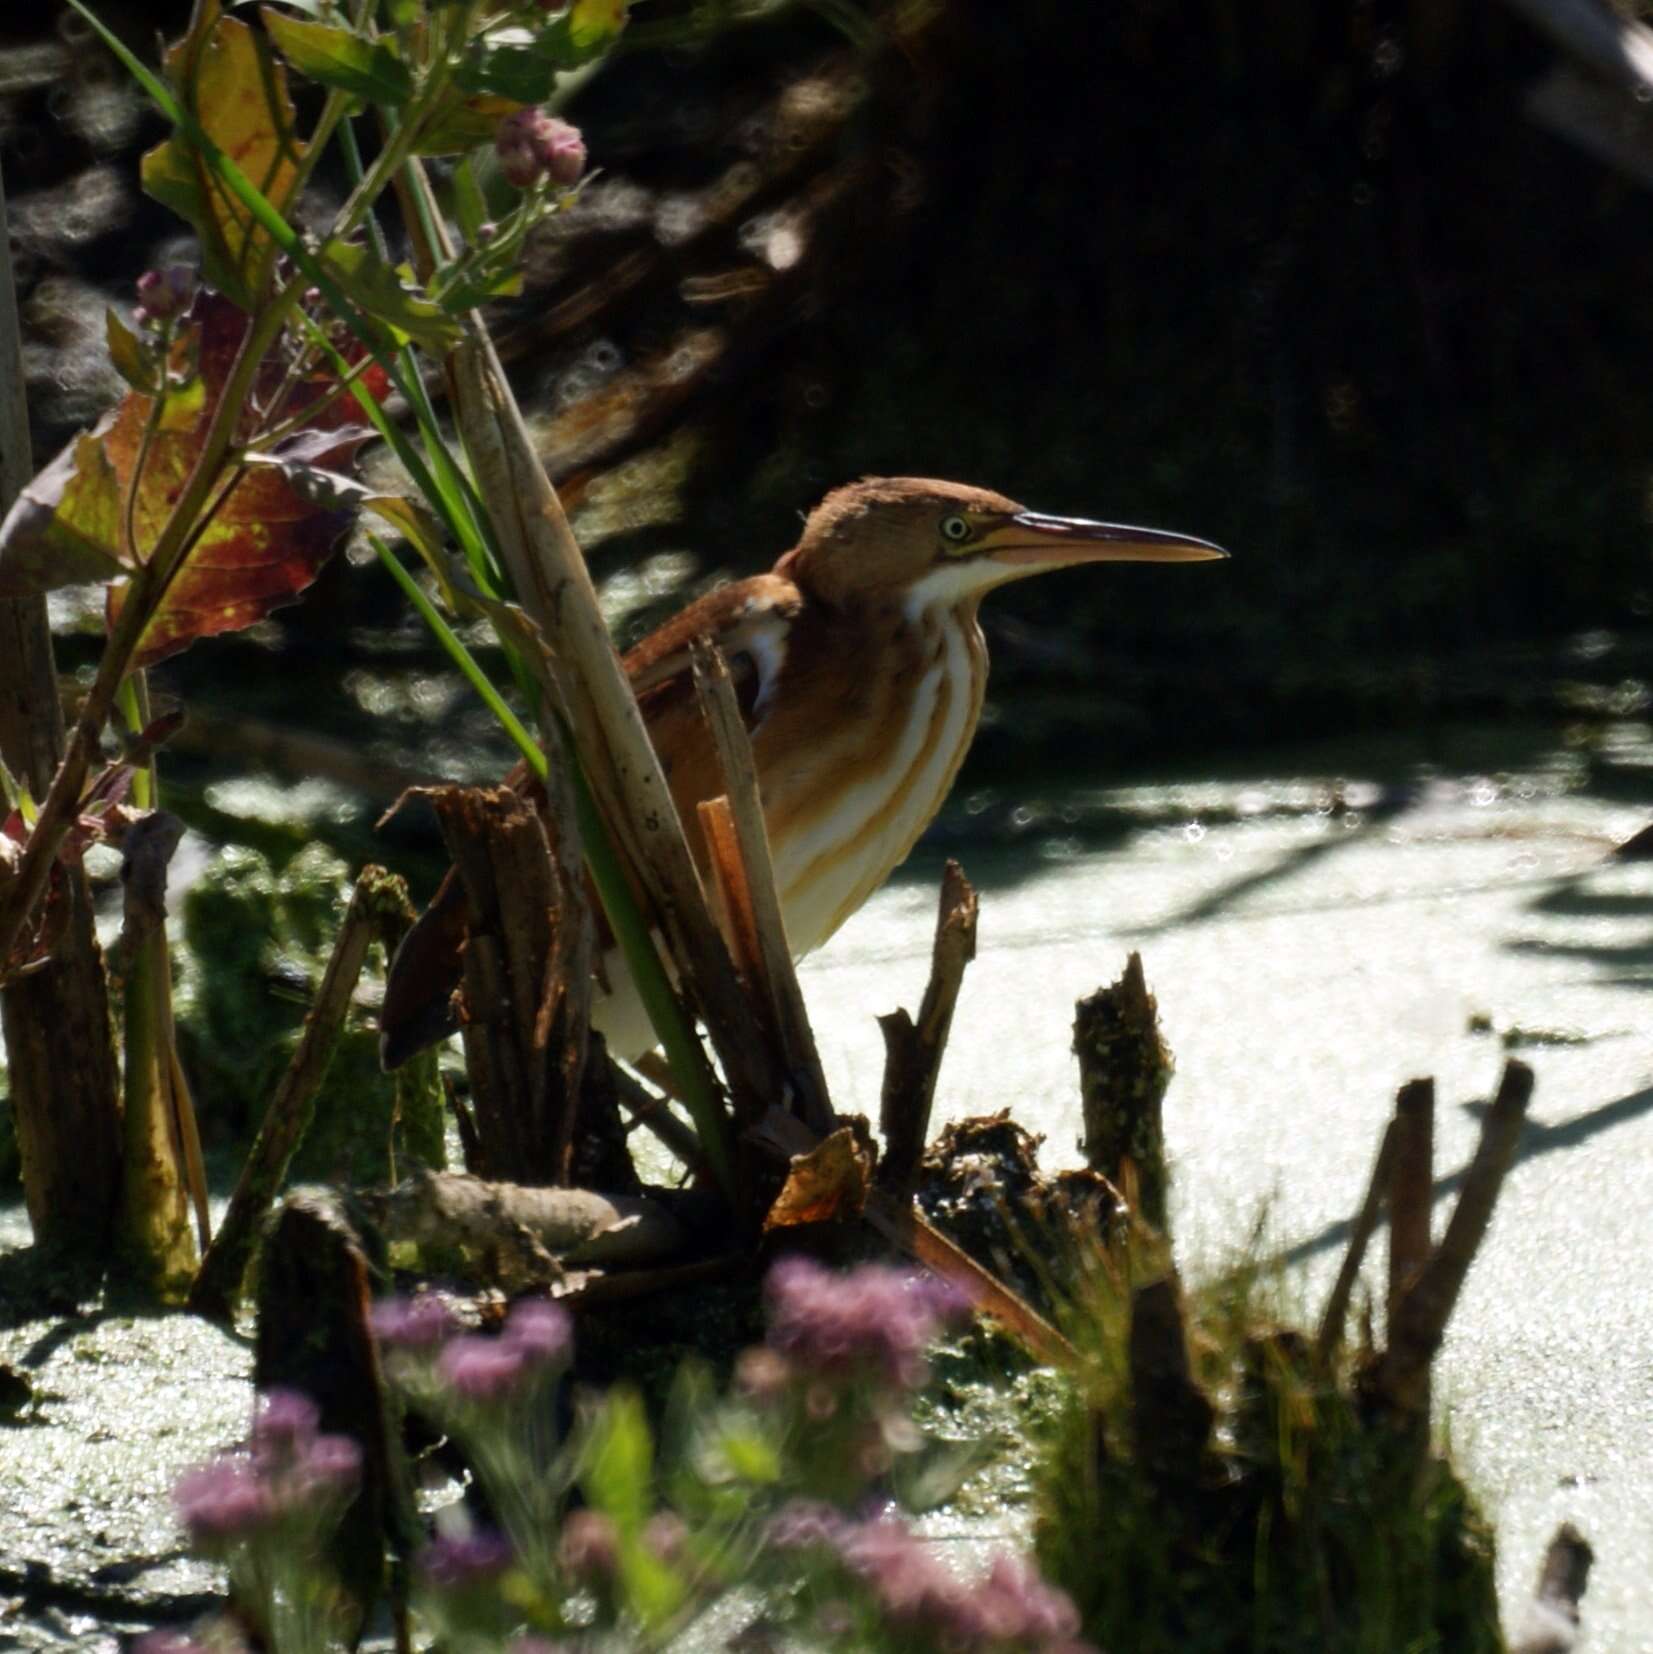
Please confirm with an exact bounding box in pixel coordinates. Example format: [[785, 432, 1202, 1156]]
[[940, 515, 972, 545]]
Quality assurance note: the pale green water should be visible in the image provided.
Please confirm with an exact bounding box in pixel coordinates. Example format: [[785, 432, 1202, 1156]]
[[5, 724, 1653, 1645], [801, 739, 1653, 1649]]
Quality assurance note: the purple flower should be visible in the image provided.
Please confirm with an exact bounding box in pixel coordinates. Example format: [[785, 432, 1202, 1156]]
[[502, 1298, 572, 1370], [251, 1388, 318, 1470], [289, 1432, 362, 1503], [764, 1498, 845, 1552], [418, 1530, 515, 1590], [557, 1509, 619, 1580], [964, 1554, 1085, 1644], [836, 1517, 969, 1632], [134, 264, 196, 325], [173, 1459, 270, 1548], [372, 1294, 456, 1350], [495, 110, 586, 190], [437, 1335, 529, 1403], [764, 1259, 967, 1391]]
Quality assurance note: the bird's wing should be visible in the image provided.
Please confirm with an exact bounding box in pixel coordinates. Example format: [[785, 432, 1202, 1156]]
[[623, 572, 802, 735]]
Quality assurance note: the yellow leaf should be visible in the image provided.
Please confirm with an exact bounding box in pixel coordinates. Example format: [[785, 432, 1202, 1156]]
[[141, 3, 306, 308]]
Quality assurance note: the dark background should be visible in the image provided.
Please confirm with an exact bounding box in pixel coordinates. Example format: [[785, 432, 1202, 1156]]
[[7, 0, 1653, 797]]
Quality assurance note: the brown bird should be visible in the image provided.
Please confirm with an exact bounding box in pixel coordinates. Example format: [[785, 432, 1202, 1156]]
[[381, 477, 1225, 1067]]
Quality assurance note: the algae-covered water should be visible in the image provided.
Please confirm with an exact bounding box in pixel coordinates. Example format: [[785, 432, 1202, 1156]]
[[4, 717, 1653, 1646]]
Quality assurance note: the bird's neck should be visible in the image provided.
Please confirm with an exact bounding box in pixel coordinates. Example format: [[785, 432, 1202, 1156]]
[[759, 587, 989, 955]]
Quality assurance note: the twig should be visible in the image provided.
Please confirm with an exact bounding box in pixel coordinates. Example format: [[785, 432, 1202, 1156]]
[[876, 860, 977, 1198], [1314, 1118, 1398, 1363], [609, 1060, 713, 1178], [191, 866, 409, 1320]]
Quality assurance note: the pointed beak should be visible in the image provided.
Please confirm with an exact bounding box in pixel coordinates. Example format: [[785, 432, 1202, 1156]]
[[983, 512, 1229, 572]]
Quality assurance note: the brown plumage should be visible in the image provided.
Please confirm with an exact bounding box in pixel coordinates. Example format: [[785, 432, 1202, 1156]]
[[380, 477, 1225, 1068]]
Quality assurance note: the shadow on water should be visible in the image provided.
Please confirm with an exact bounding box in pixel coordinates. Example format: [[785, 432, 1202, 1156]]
[[1118, 785, 1421, 939], [1268, 1079, 1653, 1272], [1502, 861, 1653, 991]]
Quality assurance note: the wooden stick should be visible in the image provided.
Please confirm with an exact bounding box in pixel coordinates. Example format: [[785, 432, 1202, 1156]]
[[191, 867, 410, 1320], [1386, 1078, 1435, 1329], [691, 639, 832, 1132], [876, 860, 977, 1198], [1314, 1118, 1398, 1363]]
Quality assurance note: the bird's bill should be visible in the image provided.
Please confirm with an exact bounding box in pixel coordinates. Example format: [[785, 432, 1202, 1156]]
[[984, 513, 1229, 570]]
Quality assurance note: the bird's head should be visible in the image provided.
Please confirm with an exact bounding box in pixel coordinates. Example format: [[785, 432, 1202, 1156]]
[[776, 476, 1226, 610]]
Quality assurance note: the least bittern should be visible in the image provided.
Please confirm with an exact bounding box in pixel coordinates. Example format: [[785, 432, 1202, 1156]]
[[380, 477, 1225, 1067]]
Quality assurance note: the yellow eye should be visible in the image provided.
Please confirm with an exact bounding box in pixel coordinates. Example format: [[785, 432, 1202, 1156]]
[[940, 514, 972, 546]]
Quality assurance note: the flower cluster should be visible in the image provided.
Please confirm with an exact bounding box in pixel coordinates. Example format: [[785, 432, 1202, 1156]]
[[374, 1294, 571, 1406], [134, 264, 196, 328], [762, 1257, 968, 1393], [172, 1389, 361, 1556], [769, 1503, 1091, 1653], [494, 110, 586, 191]]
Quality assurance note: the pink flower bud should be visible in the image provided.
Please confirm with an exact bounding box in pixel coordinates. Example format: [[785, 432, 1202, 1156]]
[[494, 110, 586, 190], [134, 265, 196, 325]]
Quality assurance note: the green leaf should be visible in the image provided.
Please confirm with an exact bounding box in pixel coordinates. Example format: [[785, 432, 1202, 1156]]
[[316, 239, 464, 348], [583, 1387, 654, 1538], [716, 1424, 782, 1486], [454, 39, 558, 104], [616, 1543, 686, 1631], [105, 310, 159, 394], [414, 91, 523, 155], [0, 431, 131, 597], [260, 8, 413, 105], [568, 0, 630, 55], [450, 155, 489, 243], [140, 2, 306, 308], [435, 261, 524, 316], [364, 494, 447, 567]]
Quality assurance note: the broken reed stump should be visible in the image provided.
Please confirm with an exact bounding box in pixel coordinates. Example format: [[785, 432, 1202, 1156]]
[[1129, 1273, 1214, 1486], [421, 783, 593, 1187], [1373, 1059, 1535, 1417], [0, 155, 122, 1275], [1511, 1523, 1594, 1654], [254, 1192, 418, 1650], [1073, 951, 1173, 1229], [876, 859, 978, 1199]]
